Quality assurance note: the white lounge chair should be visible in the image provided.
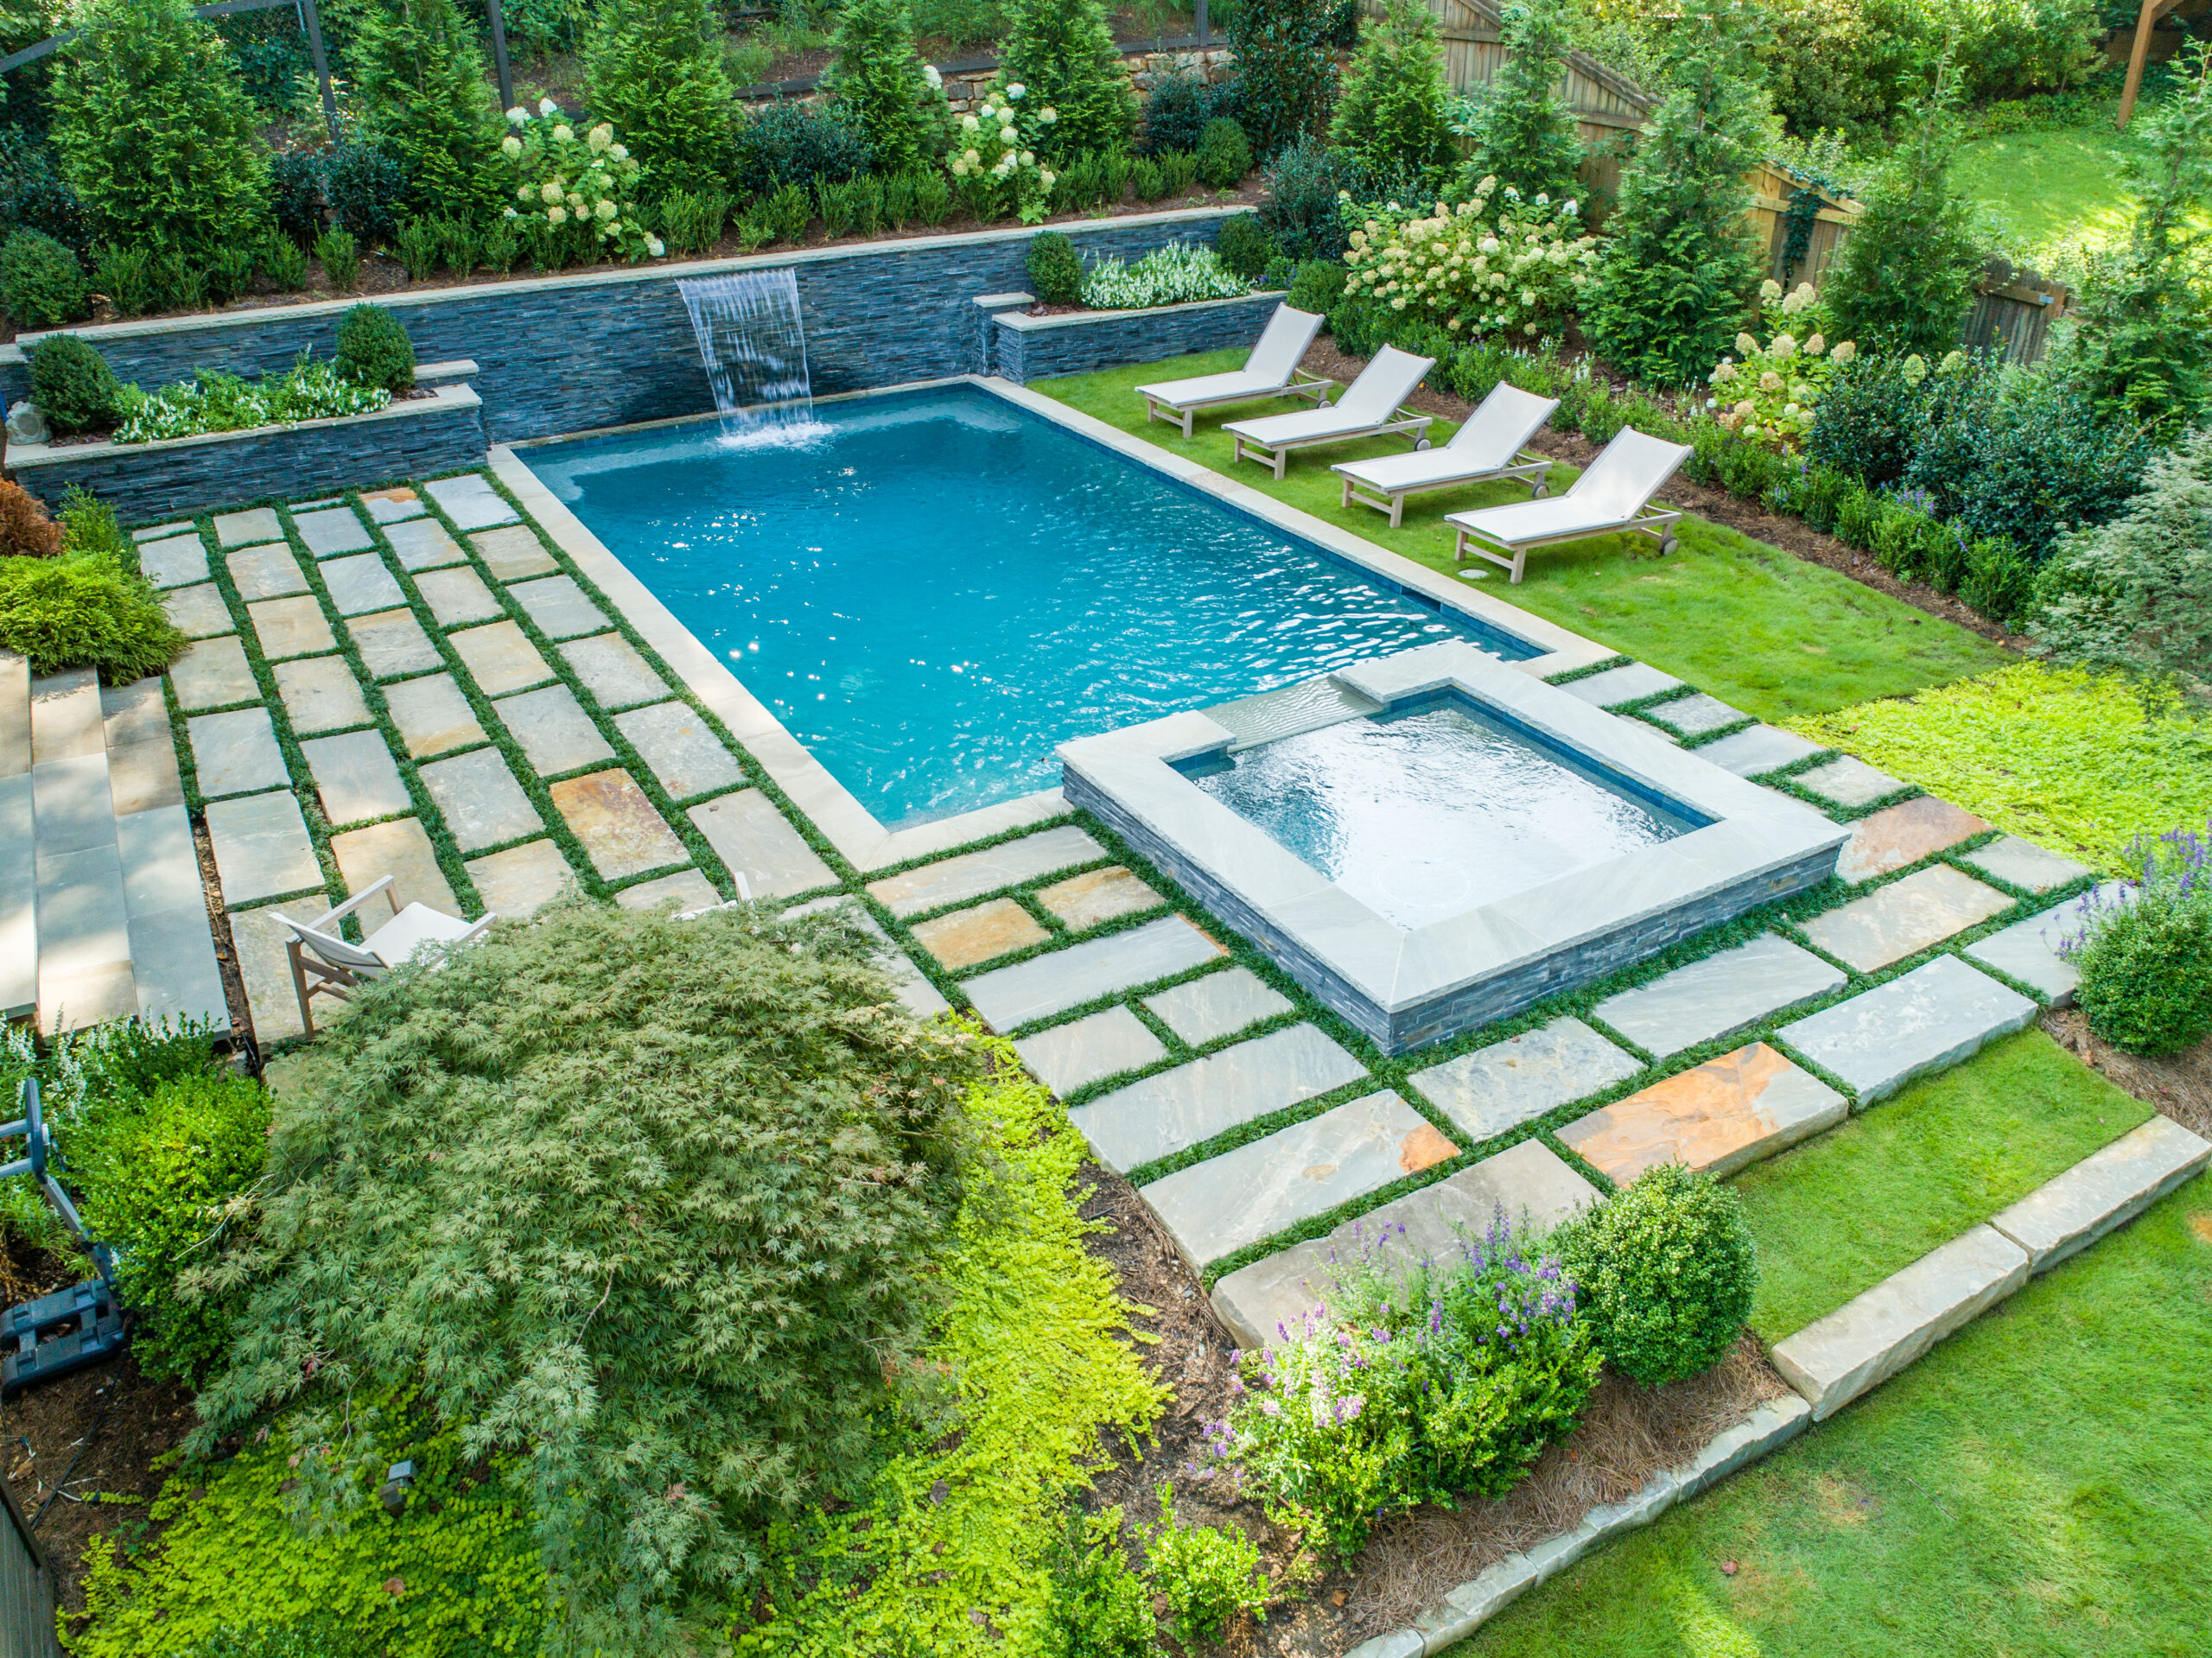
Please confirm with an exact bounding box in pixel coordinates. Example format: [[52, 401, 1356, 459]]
[[1135, 303, 1332, 438], [1446, 427, 1694, 583], [1224, 346, 1436, 480], [280, 876, 494, 1036], [1331, 382, 1560, 527]]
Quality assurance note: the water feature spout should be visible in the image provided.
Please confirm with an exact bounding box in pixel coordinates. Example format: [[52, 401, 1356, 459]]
[[677, 269, 822, 441]]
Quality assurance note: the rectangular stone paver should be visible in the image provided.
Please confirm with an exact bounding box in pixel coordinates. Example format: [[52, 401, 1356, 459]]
[[1035, 866, 1161, 931], [1643, 691, 1745, 739], [274, 656, 371, 734], [965, 913, 1224, 1032], [1014, 1006, 1168, 1096], [205, 789, 321, 903], [1695, 723, 1822, 778], [1559, 1044, 1847, 1185], [1796, 755, 1906, 810], [188, 708, 288, 797], [361, 486, 426, 524], [617, 869, 721, 913], [1592, 934, 1846, 1058], [1141, 1090, 1457, 1270], [1770, 1225, 2028, 1420], [1801, 863, 2013, 973], [1959, 835, 2094, 894], [137, 532, 209, 588], [35, 840, 134, 1032], [385, 517, 466, 571], [912, 896, 1048, 969], [106, 724, 182, 816], [133, 521, 191, 541], [1067, 1022, 1368, 1173], [295, 506, 373, 556], [329, 816, 457, 931], [347, 608, 442, 679], [1144, 966, 1294, 1047], [1555, 662, 1680, 708], [161, 581, 233, 639], [464, 838, 575, 918], [418, 748, 543, 852], [616, 702, 745, 799], [415, 566, 503, 627], [1408, 1016, 1642, 1143], [1210, 1139, 1599, 1350], [866, 823, 1106, 918], [168, 635, 257, 710], [472, 524, 556, 581], [227, 543, 308, 600], [550, 768, 687, 879], [507, 575, 606, 638], [425, 473, 520, 530], [1779, 954, 2038, 1106], [212, 506, 281, 548], [784, 893, 950, 1019], [494, 683, 615, 775], [1991, 1116, 2211, 1274], [1961, 891, 2120, 1006], [31, 668, 103, 762], [448, 619, 552, 696], [226, 904, 306, 1044], [319, 552, 406, 616], [31, 753, 114, 857], [1837, 797, 1992, 884], [384, 673, 484, 758], [301, 730, 410, 825], [686, 789, 835, 898], [558, 632, 665, 708], [249, 595, 335, 660]]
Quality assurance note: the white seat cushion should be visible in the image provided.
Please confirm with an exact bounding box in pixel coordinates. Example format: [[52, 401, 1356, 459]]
[[365, 902, 483, 967], [1447, 496, 1630, 543], [1135, 369, 1286, 407], [1336, 448, 1502, 491]]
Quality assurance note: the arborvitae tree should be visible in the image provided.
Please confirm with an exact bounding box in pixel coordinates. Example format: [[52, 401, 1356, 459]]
[[585, 0, 738, 196], [1584, 0, 1769, 385], [48, 0, 268, 257], [1226, 0, 1340, 159], [821, 0, 945, 177], [347, 0, 504, 222], [1328, 0, 1457, 182], [1457, 0, 1585, 202], [995, 0, 1136, 165]]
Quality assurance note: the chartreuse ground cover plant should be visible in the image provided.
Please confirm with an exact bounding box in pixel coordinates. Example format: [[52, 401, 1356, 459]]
[[1038, 352, 2010, 721]]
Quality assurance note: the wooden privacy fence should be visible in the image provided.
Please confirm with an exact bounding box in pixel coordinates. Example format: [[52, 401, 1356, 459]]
[[0, 1475, 62, 1658]]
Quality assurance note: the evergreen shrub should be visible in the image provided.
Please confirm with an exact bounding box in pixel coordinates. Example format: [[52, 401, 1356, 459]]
[[334, 302, 416, 392], [1214, 213, 1274, 280], [995, 0, 1137, 164], [1457, 0, 1582, 202], [1327, 0, 1455, 181], [314, 227, 360, 293], [1227, 0, 1341, 157], [822, 0, 945, 177], [585, 0, 737, 195], [1027, 230, 1083, 304], [346, 0, 502, 221], [1287, 256, 1344, 316], [1560, 1162, 1756, 1386], [1044, 1507, 1158, 1658], [268, 148, 325, 244], [0, 131, 90, 254], [1257, 135, 1363, 261], [739, 99, 875, 197], [0, 231, 86, 330], [29, 334, 123, 434], [1194, 117, 1252, 188], [1144, 1489, 1268, 1647], [321, 138, 409, 244], [0, 548, 188, 679], [2061, 822, 2212, 1054], [1141, 72, 1230, 156]]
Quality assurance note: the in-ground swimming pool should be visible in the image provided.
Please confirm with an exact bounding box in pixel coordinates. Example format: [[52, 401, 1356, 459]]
[[524, 384, 1537, 827]]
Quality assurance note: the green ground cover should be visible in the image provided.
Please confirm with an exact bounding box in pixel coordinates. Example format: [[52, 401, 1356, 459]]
[[1456, 1175, 2212, 1657], [1792, 663, 2212, 872], [1038, 356, 2008, 724], [1736, 1030, 2153, 1341]]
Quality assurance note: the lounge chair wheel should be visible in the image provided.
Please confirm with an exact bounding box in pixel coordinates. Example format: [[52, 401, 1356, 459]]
[[1531, 481, 1549, 499], [1415, 436, 1432, 451], [1316, 393, 1331, 407], [1660, 533, 1679, 556]]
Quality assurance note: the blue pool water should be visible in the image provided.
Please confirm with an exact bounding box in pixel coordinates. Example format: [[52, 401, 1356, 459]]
[[528, 385, 1537, 827]]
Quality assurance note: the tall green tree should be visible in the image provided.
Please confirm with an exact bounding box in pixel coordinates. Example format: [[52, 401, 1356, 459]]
[[48, 0, 268, 257], [347, 0, 504, 221], [1227, 0, 1341, 159], [995, 0, 1136, 165], [1456, 0, 1584, 202], [1584, 0, 1769, 385], [1329, 0, 1457, 183], [585, 0, 738, 197], [821, 0, 945, 177]]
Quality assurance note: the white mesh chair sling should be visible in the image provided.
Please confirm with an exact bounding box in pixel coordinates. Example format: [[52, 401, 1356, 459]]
[[280, 876, 494, 1036], [1446, 427, 1694, 584], [1224, 346, 1437, 480], [1135, 303, 1332, 438], [1331, 382, 1560, 528]]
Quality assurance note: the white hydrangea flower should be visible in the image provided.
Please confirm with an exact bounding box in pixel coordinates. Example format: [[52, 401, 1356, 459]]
[[962, 112, 980, 131], [964, 147, 981, 165], [506, 105, 528, 124], [951, 159, 970, 177], [539, 96, 558, 116], [595, 198, 617, 221], [1019, 149, 1033, 165], [1000, 125, 1016, 143], [547, 205, 568, 226], [1803, 332, 1827, 356], [518, 185, 533, 201], [1040, 169, 1055, 187], [1735, 331, 1758, 356], [502, 135, 523, 158], [1040, 106, 1057, 123], [1770, 333, 1797, 359], [1759, 277, 1784, 302], [924, 64, 943, 89], [567, 192, 585, 211], [504, 205, 519, 218], [1007, 81, 1025, 98], [1830, 340, 1857, 364], [541, 181, 563, 205], [610, 143, 628, 162], [648, 235, 665, 257], [588, 124, 613, 151], [554, 124, 575, 143]]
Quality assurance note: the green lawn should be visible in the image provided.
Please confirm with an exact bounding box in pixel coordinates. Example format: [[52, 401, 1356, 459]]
[[1457, 1176, 2212, 1657], [1735, 1030, 2153, 1341], [1037, 355, 2008, 724], [1953, 115, 2149, 265]]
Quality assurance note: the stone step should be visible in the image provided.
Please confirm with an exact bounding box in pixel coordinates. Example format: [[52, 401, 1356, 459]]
[[0, 773, 34, 1019], [1800, 863, 2013, 973], [1013, 1006, 1167, 1096], [865, 822, 1105, 918], [686, 789, 836, 899], [0, 648, 28, 776], [1558, 1043, 1847, 1186], [963, 912, 1224, 1032], [1643, 690, 1745, 739], [1835, 797, 1991, 884], [30, 667, 104, 764], [1143, 966, 1293, 1047], [1990, 1115, 2210, 1274], [1406, 1015, 1640, 1144], [1591, 932, 1845, 1059], [1795, 755, 1904, 809], [1777, 954, 2038, 1107], [1958, 835, 2094, 894], [115, 804, 228, 1032], [31, 749, 131, 1032], [1555, 661, 1679, 708], [1960, 888, 2126, 1006], [1695, 722, 1821, 778]]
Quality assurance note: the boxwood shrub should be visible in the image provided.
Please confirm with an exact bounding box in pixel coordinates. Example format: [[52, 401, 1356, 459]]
[[334, 302, 415, 392], [29, 334, 124, 434], [1560, 1162, 1757, 1386], [0, 230, 86, 330]]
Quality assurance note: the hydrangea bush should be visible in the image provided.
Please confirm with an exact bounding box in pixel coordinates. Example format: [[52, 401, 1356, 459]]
[[1340, 177, 1597, 340], [1080, 240, 1248, 309], [1706, 279, 1859, 448], [498, 98, 662, 261], [947, 82, 1057, 225]]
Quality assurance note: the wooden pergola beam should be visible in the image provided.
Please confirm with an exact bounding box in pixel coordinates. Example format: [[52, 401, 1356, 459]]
[[2118, 0, 2188, 130]]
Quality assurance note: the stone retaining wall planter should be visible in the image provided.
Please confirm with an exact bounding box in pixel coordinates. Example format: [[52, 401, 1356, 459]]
[[2, 208, 1245, 448], [990, 289, 1287, 384]]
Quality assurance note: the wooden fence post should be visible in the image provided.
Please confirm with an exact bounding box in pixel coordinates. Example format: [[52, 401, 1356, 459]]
[[486, 0, 514, 113], [295, 0, 340, 144]]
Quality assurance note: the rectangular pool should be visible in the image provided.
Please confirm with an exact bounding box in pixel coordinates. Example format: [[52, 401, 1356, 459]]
[[524, 384, 1538, 828]]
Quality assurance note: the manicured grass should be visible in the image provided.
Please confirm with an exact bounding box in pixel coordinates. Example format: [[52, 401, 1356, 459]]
[[1458, 1175, 2212, 1656], [1954, 114, 2149, 264], [1037, 355, 2008, 724], [1791, 663, 2212, 872], [1736, 1029, 2153, 1341]]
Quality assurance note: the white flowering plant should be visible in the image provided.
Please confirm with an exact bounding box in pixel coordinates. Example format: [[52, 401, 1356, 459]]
[[945, 81, 1057, 226], [1705, 280, 1860, 448], [1079, 239, 1248, 308], [497, 98, 662, 263], [114, 354, 387, 445], [1340, 177, 1599, 340]]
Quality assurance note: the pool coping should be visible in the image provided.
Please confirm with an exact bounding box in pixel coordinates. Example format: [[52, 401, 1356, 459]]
[[493, 374, 1617, 873]]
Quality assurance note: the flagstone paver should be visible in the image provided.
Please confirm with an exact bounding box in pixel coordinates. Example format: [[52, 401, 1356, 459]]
[[1209, 1139, 1600, 1350], [1144, 966, 1294, 1047], [783, 893, 951, 1019], [415, 566, 504, 627], [385, 517, 466, 571], [383, 673, 484, 758], [346, 607, 442, 678], [1591, 933, 1845, 1058], [1559, 1043, 1847, 1185], [136, 532, 209, 589], [464, 838, 576, 918], [1960, 835, 2094, 894], [212, 506, 281, 548], [686, 789, 836, 898], [1801, 864, 2013, 973], [495, 684, 616, 775], [168, 636, 257, 709], [558, 632, 666, 708], [1013, 1006, 1168, 1096], [133, 522, 190, 541], [1067, 1022, 1369, 1173], [507, 575, 607, 638], [295, 506, 374, 556], [912, 896, 1049, 968], [616, 702, 745, 799], [965, 914, 1224, 1032], [248, 595, 335, 659], [274, 656, 372, 734], [1556, 663, 1680, 708], [226, 543, 308, 600], [1696, 723, 1823, 778], [161, 581, 233, 638], [426, 473, 521, 530], [1836, 796, 1992, 884], [1035, 865, 1161, 931], [226, 905, 305, 1043], [106, 707, 183, 816], [1141, 1090, 1456, 1270], [418, 748, 542, 852], [1962, 893, 2120, 1005], [1778, 954, 2038, 1106], [301, 730, 410, 825], [1643, 691, 1745, 739], [550, 768, 687, 879], [1991, 1116, 2212, 1274], [448, 620, 553, 696], [1407, 1016, 1641, 1143], [319, 552, 407, 616], [205, 789, 321, 903], [617, 869, 721, 912], [329, 817, 456, 931], [33, 668, 104, 761], [868, 824, 1108, 918], [472, 524, 557, 581], [188, 708, 287, 797], [1796, 755, 1906, 810], [362, 486, 426, 524]]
